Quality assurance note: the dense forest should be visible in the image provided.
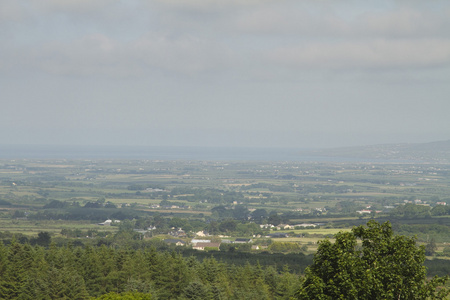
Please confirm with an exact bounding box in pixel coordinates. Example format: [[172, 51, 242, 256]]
[[0, 238, 301, 299], [1, 221, 448, 299]]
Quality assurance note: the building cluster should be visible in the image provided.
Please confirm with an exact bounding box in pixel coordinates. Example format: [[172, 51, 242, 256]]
[[97, 219, 121, 226], [260, 223, 318, 230], [163, 235, 254, 251]]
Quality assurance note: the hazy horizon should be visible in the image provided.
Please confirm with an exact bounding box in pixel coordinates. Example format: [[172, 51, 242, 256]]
[[1, 1, 450, 149], [0, 144, 409, 162], [2, 137, 450, 150]]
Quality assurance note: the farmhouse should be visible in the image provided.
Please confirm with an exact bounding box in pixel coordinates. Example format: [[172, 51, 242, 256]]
[[234, 238, 252, 243], [266, 233, 289, 238], [277, 224, 294, 230], [98, 219, 120, 226], [192, 242, 221, 251], [191, 239, 211, 244], [164, 239, 186, 246]]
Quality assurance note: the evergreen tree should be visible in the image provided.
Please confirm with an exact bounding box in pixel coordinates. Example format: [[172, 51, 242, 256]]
[[79, 245, 103, 296], [182, 281, 211, 300], [91, 291, 152, 299], [36, 231, 52, 247], [3, 239, 29, 299], [0, 242, 8, 297], [425, 238, 437, 256], [275, 266, 300, 299]]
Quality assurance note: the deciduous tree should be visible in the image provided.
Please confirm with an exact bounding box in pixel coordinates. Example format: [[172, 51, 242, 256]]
[[297, 221, 449, 299]]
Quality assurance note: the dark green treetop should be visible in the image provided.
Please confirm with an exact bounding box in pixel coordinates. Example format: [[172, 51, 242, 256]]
[[297, 220, 449, 300]]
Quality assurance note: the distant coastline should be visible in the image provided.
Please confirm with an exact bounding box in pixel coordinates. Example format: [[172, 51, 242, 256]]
[[0, 144, 412, 163], [0, 144, 371, 162]]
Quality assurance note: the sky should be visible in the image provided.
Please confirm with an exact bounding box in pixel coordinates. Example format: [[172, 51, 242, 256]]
[[1, 0, 450, 149]]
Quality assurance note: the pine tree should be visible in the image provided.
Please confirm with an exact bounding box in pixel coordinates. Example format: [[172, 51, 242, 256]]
[[79, 245, 103, 296], [3, 239, 29, 299], [0, 241, 9, 298]]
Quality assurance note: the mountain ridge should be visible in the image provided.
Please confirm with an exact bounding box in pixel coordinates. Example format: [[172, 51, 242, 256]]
[[300, 139, 450, 163]]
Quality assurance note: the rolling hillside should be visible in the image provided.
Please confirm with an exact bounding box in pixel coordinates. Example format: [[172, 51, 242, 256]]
[[300, 140, 450, 163]]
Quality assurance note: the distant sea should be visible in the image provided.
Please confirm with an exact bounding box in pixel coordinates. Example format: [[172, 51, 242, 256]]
[[0, 145, 379, 162]]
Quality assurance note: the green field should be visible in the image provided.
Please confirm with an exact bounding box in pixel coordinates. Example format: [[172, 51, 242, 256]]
[[0, 218, 117, 236], [1, 158, 450, 258]]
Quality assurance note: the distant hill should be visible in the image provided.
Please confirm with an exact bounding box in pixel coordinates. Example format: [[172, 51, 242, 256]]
[[300, 140, 450, 163]]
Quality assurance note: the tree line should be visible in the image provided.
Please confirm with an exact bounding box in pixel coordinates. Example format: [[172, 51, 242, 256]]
[[0, 240, 300, 299], [0, 221, 448, 299]]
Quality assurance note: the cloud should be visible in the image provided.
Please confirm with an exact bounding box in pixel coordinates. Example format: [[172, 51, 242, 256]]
[[233, 4, 450, 39], [234, 5, 348, 36], [266, 38, 450, 70], [132, 33, 231, 75], [5, 35, 449, 80], [4, 32, 232, 77], [356, 8, 450, 38], [0, 0, 126, 28], [2, 0, 450, 79], [0, 2, 29, 22], [152, 0, 271, 12], [33, 34, 120, 76], [38, 0, 118, 14]]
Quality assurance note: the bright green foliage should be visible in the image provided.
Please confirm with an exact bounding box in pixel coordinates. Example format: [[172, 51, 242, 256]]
[[297, 220, 449, 300]]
